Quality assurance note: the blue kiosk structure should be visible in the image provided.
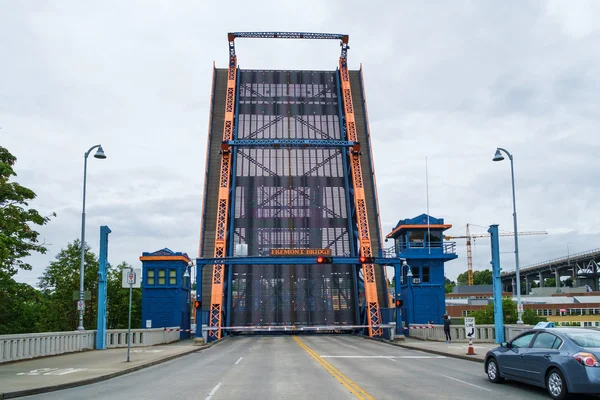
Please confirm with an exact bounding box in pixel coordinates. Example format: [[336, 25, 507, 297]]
[[385, 214, 458, 329], [140, 248, 192, 339]]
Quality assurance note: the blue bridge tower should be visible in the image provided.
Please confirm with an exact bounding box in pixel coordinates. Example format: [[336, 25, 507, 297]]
[[385, 214, 458, 328]]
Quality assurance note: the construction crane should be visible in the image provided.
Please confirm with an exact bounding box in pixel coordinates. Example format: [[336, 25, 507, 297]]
[[444, 224, 548, 285]]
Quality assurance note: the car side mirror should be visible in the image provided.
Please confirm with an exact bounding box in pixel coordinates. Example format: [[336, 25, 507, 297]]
[[500, 341, 509, 348]]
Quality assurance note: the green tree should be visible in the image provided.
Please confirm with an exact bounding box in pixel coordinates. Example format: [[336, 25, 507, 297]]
[[522, 309, 545, 325], [106, 262, 142, 329], [469, 298, 519, 325], [456, 269, 494, 286], [563, 277, 574, 288], [469, 298, 545, 325], [0, 146, 55, 277], [0, 278, 47, 334], [474, 270, 493, 285], [38, 240, 99, 331], [545, 278, 556, 287], [0, 146, 56, 334], [445, 277, 456, 294], [470, 307, 493, 324]]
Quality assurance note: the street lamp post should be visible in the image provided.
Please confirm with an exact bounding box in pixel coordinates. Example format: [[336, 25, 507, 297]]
[[77, 144, 106, 331], [395, 259, 413, 334], [184, 261, 195, 288], [493, 147, 523, 324], [184, 260, 196, 326]]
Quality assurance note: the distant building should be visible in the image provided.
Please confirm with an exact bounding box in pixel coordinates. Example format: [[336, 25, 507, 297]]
[[452, 285, 493, 294], [445, 286, 600, 327]]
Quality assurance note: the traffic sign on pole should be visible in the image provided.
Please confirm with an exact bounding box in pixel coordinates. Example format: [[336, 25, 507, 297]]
[[127, 271, 135, 284], [122, 268, 141, 288], [464, 317, 476, 338], [465, 317, 477, 355], [77, 300, 85, 311]]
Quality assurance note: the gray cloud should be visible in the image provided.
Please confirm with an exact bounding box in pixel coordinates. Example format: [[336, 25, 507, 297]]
[[3, 1, 599, 287]]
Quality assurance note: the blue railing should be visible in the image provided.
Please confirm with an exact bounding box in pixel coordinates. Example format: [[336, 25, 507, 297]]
[[382, 241, 457, 258]]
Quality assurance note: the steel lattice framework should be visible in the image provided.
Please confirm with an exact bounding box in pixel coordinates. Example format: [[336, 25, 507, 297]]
[[208, 48, 238, 341], [207, 32, 382, 339]]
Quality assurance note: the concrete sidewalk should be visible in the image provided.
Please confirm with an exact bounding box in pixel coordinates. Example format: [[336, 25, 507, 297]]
[[384, 337, 499, 362], [0, 339, 216, 399]]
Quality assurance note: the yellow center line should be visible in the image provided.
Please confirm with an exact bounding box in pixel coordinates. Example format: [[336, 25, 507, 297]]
[[292, 335, 374, 400]]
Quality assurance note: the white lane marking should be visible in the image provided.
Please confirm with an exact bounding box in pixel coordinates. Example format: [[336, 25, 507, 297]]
[[442, 375, 492, 392], [205, 382, 222, 400], [396, 356, 446, 359], [319, 355, 446, 359], [334, 338, 359, 349], [235, 357, 243, 365]]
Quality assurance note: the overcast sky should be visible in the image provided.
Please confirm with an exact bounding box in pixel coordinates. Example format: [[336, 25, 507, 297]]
[[3, 1, 599, 287]]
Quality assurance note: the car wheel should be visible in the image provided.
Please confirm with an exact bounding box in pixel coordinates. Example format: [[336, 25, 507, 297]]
[[486, 358, 504, 383], [546, 368, 567, 400]]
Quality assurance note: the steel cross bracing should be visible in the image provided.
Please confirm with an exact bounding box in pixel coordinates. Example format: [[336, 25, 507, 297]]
[[236, 149, 344, 217], [226, 139, 357, 148], [338, 57, 382, 337], [208, 50, 238, 341], [237, 82, 340, 140]]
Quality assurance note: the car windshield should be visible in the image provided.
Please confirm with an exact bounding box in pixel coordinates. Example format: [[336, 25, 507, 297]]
[[565, 331, 600, 347]]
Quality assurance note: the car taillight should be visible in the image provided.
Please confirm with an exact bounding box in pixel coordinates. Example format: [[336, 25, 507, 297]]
[[573, 352, 600, 367]]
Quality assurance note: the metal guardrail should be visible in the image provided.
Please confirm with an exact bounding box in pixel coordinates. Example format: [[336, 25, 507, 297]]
[[502, 248, 600, 275]]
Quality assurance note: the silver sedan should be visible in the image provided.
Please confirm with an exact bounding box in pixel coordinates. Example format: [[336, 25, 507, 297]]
[[484, 327, 600, 399]]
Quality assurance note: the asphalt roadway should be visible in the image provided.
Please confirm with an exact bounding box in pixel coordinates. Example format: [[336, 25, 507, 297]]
[[19, 335, 599, 400]]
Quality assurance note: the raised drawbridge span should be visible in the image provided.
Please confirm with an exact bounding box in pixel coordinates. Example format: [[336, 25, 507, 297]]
[[197, 32, 392, 341]]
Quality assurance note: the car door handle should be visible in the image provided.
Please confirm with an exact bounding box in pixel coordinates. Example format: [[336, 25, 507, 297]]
[[519, 354, 525, 358], [544, 354, 551, 359]]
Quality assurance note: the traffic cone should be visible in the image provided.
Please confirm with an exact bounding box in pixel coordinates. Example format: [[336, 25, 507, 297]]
[[466, 337, 476, 355]]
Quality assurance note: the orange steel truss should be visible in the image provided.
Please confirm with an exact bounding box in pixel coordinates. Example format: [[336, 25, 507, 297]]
[[339, 50, 382, 338], [208, 48, 238, 341]]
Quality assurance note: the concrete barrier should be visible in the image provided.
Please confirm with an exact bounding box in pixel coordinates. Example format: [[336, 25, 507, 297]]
[[0, 331, 95, 364], [408, 324, 532, 343], [0, 327, 182, 364], [407, 323, 600, 343]]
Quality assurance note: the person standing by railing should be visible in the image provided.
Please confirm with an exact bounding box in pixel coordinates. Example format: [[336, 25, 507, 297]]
[[443, 314, 452, 343]]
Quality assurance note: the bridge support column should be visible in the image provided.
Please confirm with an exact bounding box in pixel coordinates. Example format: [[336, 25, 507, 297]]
[[539, 271, 544, 288], [555, 269, 560, 288], [489, 224, 504, 343], [524, 275, 529, 295]]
